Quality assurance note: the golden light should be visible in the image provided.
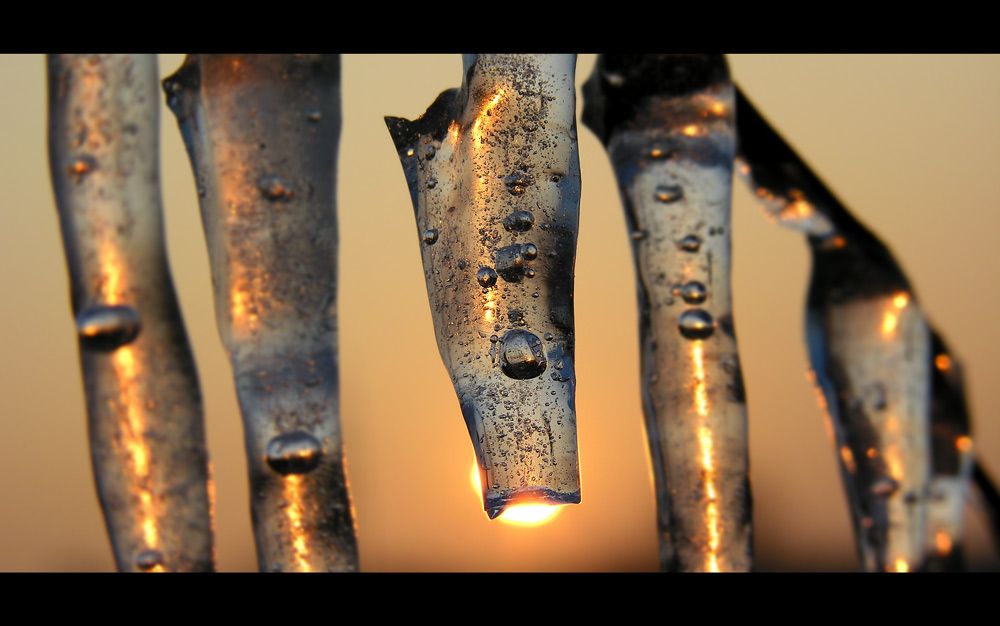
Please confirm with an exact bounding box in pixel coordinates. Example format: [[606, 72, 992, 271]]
[[697, 425, 720, 573], [472, 89, 505, 147], [936, 530, 952, 555], [894, 558, 909, 573], [893, 293, 909, 309], [681, 124, 703, 137], [956, 436, 973, 452], [881, 312, 898, 337], [483, 289, 497, 323], [283, 475, 311, 572], [692, 343, 708, 417], [884, 444, 903, 481], [840, 446, 857, 473], [468, 461, 560, 526], [935, 354, 951, 371]]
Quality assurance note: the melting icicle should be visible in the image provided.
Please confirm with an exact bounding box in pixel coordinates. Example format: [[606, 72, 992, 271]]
[[385, 54, 582, 519], [47, 54, 214, 572], [734, 86, 939, 572], [583, 54, 752, 572], [164, 54, 358, 572]]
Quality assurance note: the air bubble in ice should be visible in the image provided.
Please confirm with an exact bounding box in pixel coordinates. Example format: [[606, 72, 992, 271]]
[[679, 235, 702, 253], [678, 309, 716, 340], [422, 229, 439, 245], [502, 211, 535, 232], [477, 267, 498, 288], [424, 146, 436, 161], [306, 110, 322, 122], [265, 432, 323, 475], [521, 243, 538, 260], [504, 172, 531, 196], [654, 185, 683, 203], [680, 281, 707, 304], [258, 174, 294, 200], [499, 329, 547, 380], [76, 305, 141, 352], [496, 245, 524, 283]]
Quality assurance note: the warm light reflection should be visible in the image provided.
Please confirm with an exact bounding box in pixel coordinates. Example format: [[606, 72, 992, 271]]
[[469, 462, 559, 526], [682, 124, 703, 137], [935, 354, 951, 371], [885, 416, 900, 434], [840, 446, 857, 473], [472, 89, 505, 147], [894, 558, 909, 573], [936, 530, 953, 555], [284, 475, 311, 571], [698, 425, 720, 573], [483, 288, 497, 323], [956, 436, 973, 453], [882, 292, 909, 337], [885, 444, 903, 481], [692, 343, 708, 417]]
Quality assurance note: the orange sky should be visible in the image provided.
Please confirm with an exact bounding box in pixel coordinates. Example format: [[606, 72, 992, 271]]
[[1, 54, 997, 571]]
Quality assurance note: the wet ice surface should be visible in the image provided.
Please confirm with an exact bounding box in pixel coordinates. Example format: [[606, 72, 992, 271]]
[[47, 54, 213, 572], [165, 54, 358, 572], [735, 86, 969, 571], [386, 54, 582, 519], [583, 55, 752, 572]]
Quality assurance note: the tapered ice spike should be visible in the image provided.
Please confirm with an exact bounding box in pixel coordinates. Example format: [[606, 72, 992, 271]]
[[582, 55, 752, 572], [164, 54, 358, 572], [47, 54, 214, 572], [734, 86, 940, 572], [386, 54, 582, 519]]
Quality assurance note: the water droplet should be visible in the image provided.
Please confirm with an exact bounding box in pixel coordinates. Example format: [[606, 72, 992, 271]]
[[550, 174, 562, 183], [678, 309, 716, 339], [306, 110, 322, 122], [421, 229, 439, 245], [68, 154, 97, 179], [76, 305, 141, 352], [544, 333, 554, 341], [531, 292, 540, 298], [524, 268, 536, 278], [680, 281, 707, 304], [654, 185, 683, 203], [477, 267, 498, 288], [502, 211, 535, 232], [521, 244, 538, 260], [871, 477, 899, 496], [503, 172, 531, 196], [489, 334, 499, 343], [258, 174, 294, 200], [499, 329, 547, 380], [426, 177, 438, 189], [424, 146, 436, 161], [406, 148, 414, 157], [265, 432, 323, 475], [679, 235, 701, 253], [136, 550, 163, 571], [487, 507, 503, 520]]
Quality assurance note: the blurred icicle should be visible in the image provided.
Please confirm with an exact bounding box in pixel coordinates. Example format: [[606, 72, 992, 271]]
[[47, 54, 214, 572], [734, 86, 942, 572], [164, 54, 358, 572], [386, 54, 582, 519], [583, 55, 752, 571]]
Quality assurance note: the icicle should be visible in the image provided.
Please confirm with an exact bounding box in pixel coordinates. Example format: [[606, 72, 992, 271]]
[[47, 54, 213, 572], [582, 55, 752, 572], [385, 55, 582, 519], [164, 55, 358, 572], [734, 86, 938, 572], [923, 332, 973, 570]]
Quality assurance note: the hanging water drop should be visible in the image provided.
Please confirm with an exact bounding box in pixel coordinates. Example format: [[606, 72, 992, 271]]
[[655, 184, 683, 203], [265, 432, 323, 476], [521, 243, 538, 260], [680, 281, 708, 304], [76, 305, 141, 352], [477, 266, 498, 288], [678, 308, 716, 340], [499, 329, 547, 380], [421, 229, 439, 245]]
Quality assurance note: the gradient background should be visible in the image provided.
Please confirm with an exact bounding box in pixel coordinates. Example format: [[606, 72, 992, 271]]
[[1, 54, 997, 571]]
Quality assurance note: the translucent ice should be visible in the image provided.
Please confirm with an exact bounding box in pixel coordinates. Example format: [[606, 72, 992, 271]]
[[386, 54, 582, 519]]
